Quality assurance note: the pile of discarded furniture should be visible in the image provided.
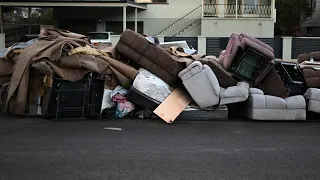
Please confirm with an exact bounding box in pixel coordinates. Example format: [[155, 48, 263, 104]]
[[0, 28, 319, 123]]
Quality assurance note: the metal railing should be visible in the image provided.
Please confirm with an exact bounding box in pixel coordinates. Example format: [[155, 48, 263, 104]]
[[203, 4, 272, 18], [156, 5, 202, 36]]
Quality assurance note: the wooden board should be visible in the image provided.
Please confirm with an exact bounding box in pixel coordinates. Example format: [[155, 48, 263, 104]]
[[153, 88, 192, 124]]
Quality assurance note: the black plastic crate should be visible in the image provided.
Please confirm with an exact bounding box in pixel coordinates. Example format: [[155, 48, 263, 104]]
[[274, 62, 305, 82], [42, 72, 105, 120], [274, 61, 307, 96], [87, 73, 105, 119], [55, 84, 89, 119], [42, 73, 91, 119]]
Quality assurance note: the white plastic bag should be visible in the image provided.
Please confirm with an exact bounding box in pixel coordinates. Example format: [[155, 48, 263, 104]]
[[100, 89, 115, 113]]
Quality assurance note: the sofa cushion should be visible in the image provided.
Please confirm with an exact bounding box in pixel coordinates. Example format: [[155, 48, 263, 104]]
[[249, 88, 305, 110], [115, 29, 184, 85], [297, 51, 320, 64], [285, 95, 306, 109], [301, 68, 320, 88], [265, 95, 287, 109]]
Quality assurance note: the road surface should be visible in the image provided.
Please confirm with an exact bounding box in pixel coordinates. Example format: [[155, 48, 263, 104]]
[[0, 117, 320, 180]]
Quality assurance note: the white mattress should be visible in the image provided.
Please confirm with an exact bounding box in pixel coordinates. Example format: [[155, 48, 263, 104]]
[[132, 68, 172, 103]]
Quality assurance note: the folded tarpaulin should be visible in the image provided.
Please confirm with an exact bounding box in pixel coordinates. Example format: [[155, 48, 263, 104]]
[[39, 28, 89, 40]]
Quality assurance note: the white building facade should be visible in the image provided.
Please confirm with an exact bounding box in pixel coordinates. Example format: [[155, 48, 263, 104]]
[[0, 0, 276, 48]]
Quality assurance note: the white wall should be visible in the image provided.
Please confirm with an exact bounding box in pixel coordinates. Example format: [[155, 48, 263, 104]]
[[0, 34, 5, 49], [179, 21, 201, 37], [53, 5, 275, 37], [136, 0, 202, 19], [96, 22, 106, 32], [111, 35, 120, 45], [201, 18, 275, 37], [138, 0, 202, 35]]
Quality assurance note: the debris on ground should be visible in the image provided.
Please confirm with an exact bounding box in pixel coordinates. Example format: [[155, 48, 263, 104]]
[[0, 28, 319, 122], [104, 127, 122, 131]]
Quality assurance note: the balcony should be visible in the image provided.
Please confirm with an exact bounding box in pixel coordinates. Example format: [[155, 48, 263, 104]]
[[203, 4, 272, 18]]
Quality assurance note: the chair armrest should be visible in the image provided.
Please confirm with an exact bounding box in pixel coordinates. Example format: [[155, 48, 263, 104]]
[[203, 65, 221, 96], [237, 81, 250, 89], [220, 50, 226, 56], [220, 81, 249, 99], [221, 34, 243, 69], [249, 88, 264, 95], [178, 61, 203, 81], [285, 95, 306, 109]]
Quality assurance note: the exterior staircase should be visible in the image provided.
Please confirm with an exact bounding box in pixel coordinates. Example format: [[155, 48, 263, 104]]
[[156, 5, 202, 37]]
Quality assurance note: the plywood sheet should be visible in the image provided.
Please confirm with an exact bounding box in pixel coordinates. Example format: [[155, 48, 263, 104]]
[[153, 88, 192, 124]]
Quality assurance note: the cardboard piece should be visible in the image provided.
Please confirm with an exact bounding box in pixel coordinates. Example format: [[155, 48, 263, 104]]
[[153, 88, 192, 124], [160, 41, 190, 49]]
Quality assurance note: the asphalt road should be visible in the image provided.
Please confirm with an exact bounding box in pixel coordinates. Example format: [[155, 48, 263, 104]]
[[1, 117, 320, 180]]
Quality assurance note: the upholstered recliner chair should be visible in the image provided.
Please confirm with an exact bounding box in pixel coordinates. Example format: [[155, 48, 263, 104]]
[[297, 52, 320, 88], [245, 88, 306, 120], [220, 33, 275, 86], [178, 61, 249, 108]]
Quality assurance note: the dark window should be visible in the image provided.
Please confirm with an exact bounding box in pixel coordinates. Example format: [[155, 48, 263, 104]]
[[4, 24, 40, 47], [227, 0, 242, 5], [152, 0, 167, 3], [18, 35, 39, 42], [87, 33, 109, 40], [307, 27, 313, 35], [105, 21, 144, 35], [58, 18, 96, 35], [3, 7, 53, 47], [260, 0, 271, 6]]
